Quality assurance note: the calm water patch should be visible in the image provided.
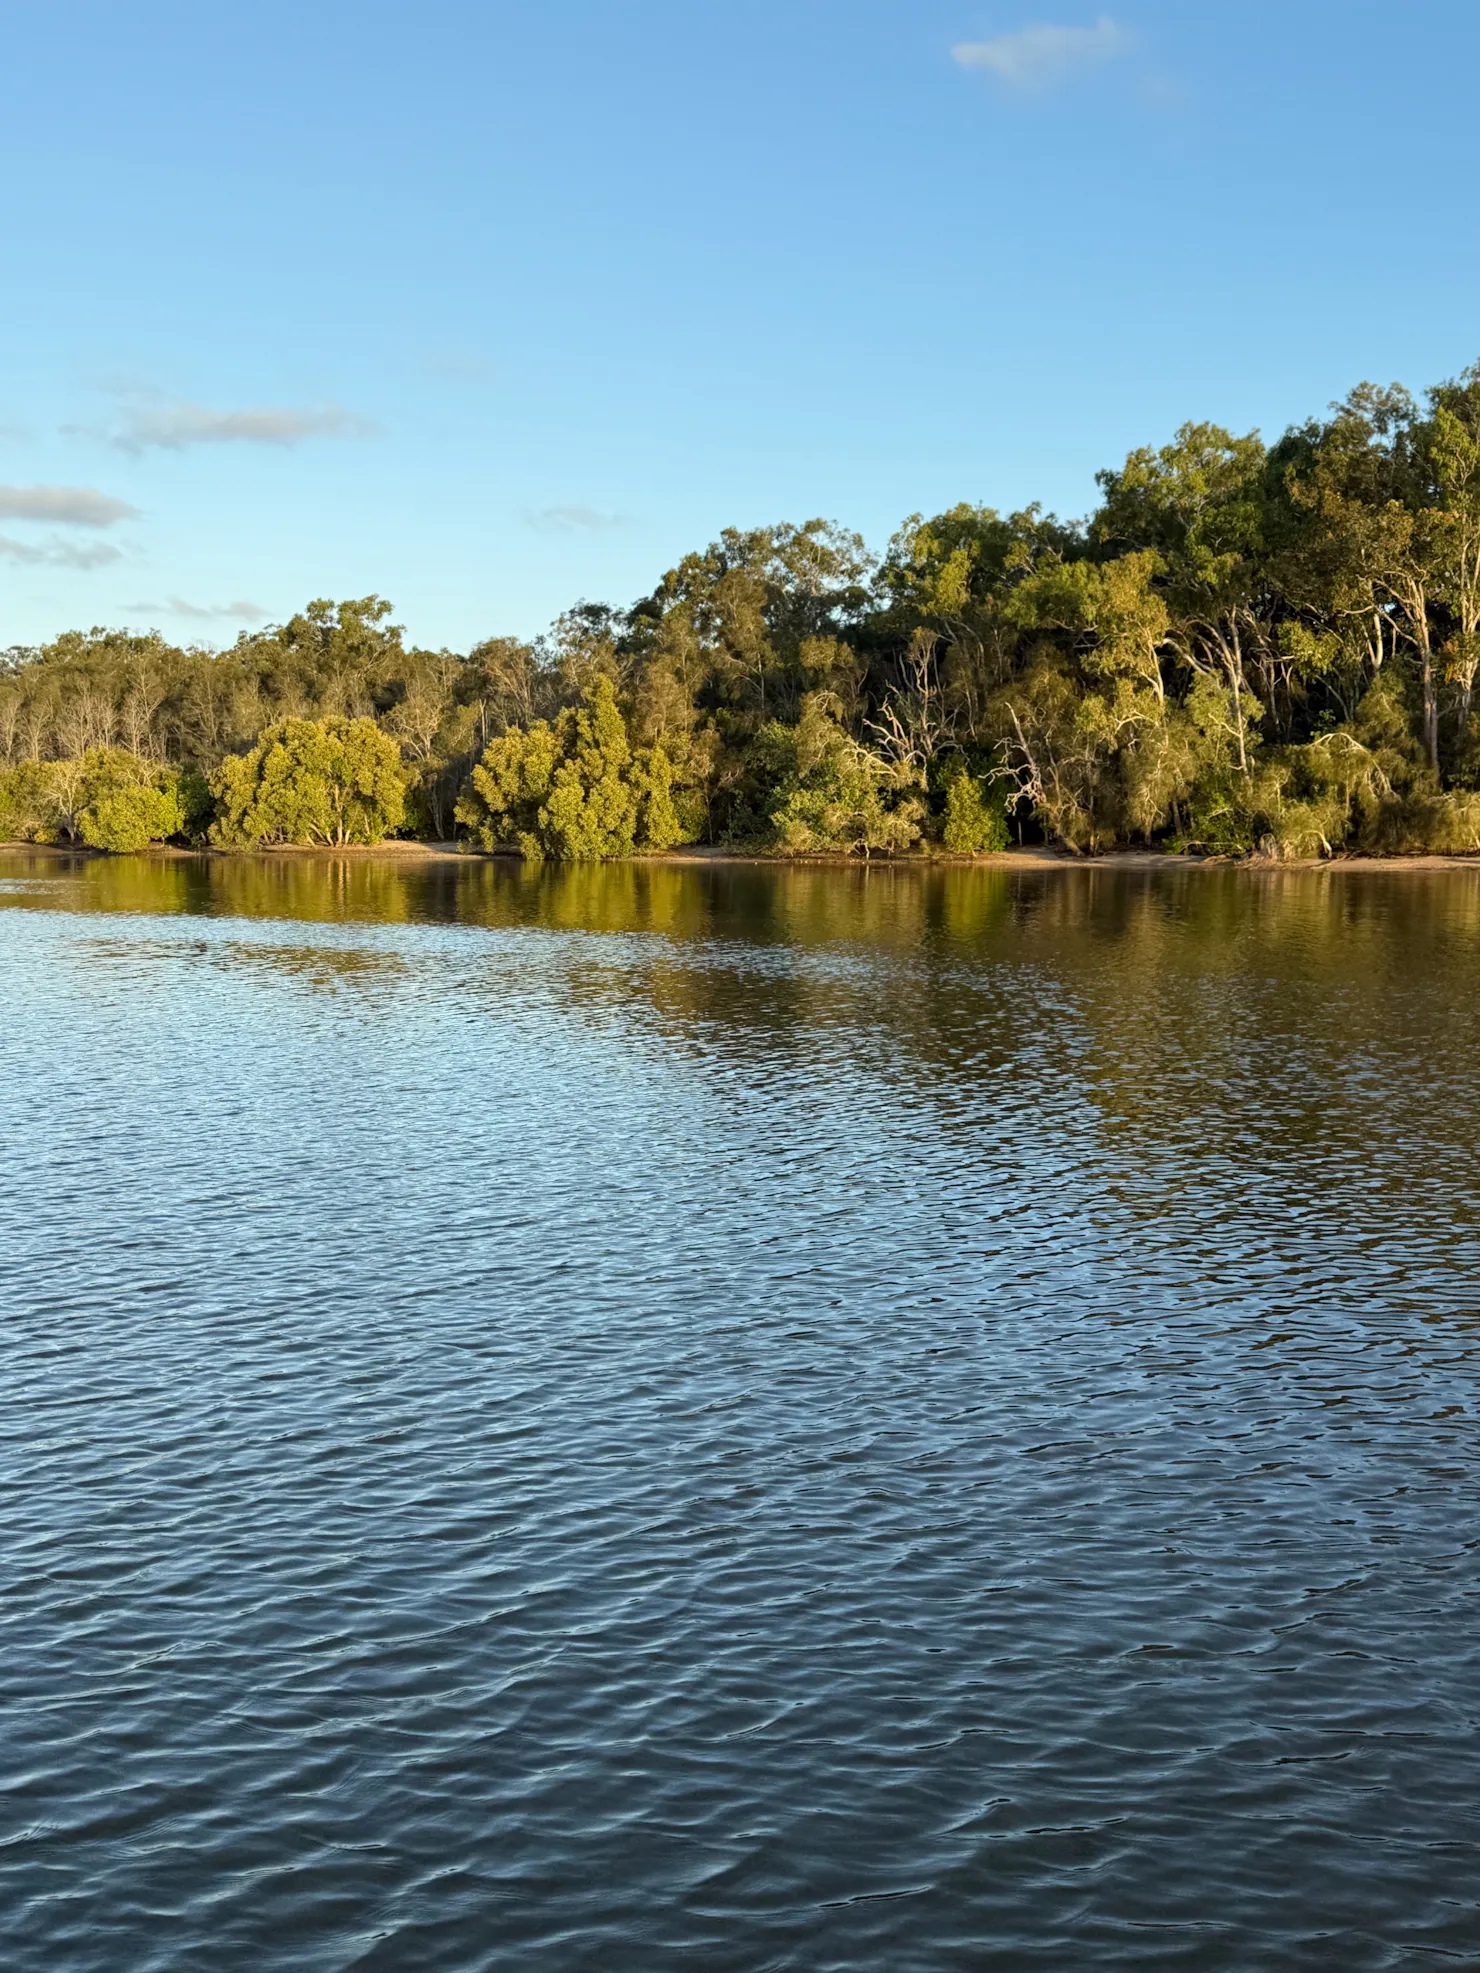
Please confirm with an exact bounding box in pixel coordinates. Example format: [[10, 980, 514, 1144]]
[[3, 850, 1479, 1970]]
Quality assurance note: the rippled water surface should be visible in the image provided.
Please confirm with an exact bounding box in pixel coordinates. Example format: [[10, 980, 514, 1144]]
[[4, 849, 1480, 1970]]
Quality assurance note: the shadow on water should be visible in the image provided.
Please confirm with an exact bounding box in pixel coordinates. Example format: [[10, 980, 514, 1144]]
[[10, 848, 1480, 1146], [9, 842, 1480, 956], [9, 844, 1480, 1275]]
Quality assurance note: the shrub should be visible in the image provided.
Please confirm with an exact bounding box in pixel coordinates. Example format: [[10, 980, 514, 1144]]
[[0, 760, 65, 843], [765, 695, 925, 856], [456, 677, 689, 860], [0, 749, 188, 852], [211, 717, 408, 847], [80, 782, 185, 853], [74, 749, 187, 852], [940, 767, 1009, 854]]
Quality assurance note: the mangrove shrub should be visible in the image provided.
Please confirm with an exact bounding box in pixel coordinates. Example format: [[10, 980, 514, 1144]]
[[456, 676, 687, 859], [939, 764, 1009, 854], [763, 695, 926, 855], [0, 748, 189, 852], [211, 717, 408, 847]]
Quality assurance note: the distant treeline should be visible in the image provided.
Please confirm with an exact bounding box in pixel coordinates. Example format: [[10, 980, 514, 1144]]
[[9, 362, 1480, 859]]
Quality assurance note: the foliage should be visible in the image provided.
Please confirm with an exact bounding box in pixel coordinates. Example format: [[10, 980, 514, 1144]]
[[75, 751, 188, 852], [211, 717, 408, 847], [940, 765, 1009, 854], [0, 759, 62, 843], [455, 676, 689, 860], [0, 748, 188, 851], [12, 359, 1480, 859], [762, 694, 925, 856]]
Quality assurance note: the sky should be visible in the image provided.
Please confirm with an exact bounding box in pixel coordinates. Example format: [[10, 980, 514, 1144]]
[[4, 0, 1480, 652]]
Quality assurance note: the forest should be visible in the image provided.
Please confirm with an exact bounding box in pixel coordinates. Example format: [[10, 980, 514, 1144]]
[[7, 362, 1480, 860]]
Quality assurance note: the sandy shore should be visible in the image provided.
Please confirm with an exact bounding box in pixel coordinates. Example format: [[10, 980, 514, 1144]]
[[5, 839, 1480, 873]]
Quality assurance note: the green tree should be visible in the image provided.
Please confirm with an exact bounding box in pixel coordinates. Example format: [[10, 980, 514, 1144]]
[[1095, 425, 1276, 762], [211, 716, 408, 846], [1281, 386, 1445, 771], [940, 765, 1009, 854], [0, 758, 67, 841], [75, 749, 188, 851], [876, 504, 1076, 736], [0, 747, 189, 851], [233, 596, 406, 721], [640, 519, 874, 731], [764, 694, 925, 856], [1421, 367, 1480, 749], [455, 676, 688, 860]]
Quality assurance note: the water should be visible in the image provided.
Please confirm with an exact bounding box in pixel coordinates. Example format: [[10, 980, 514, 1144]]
[[3, 848, 1479, 1971]]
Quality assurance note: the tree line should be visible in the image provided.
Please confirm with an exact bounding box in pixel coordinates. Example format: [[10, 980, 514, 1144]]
[[8, 361, 1480, 859]]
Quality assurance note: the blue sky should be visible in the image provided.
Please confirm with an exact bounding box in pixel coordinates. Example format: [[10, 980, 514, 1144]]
[[4, 0, 1479, 651]]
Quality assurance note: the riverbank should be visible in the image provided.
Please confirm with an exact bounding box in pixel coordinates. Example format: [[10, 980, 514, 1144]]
[[0, 838, 474, 865], [6, 838, 1480, 873]]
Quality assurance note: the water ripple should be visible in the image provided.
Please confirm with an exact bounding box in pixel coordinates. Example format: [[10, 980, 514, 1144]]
[[2, 854, 1480, 1969]]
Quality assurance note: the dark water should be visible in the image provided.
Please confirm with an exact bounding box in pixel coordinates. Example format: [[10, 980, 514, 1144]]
[[4, 849, 1480, 1971]]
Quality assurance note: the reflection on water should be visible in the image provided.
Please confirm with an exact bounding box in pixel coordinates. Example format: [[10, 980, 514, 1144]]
[[3, 849, 1480, 1970]]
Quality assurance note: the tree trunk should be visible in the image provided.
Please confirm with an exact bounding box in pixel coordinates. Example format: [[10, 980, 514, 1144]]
[[1421, 647, 1440, 775]]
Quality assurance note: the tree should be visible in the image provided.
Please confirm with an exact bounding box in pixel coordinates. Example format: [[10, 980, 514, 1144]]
[[940, 764, 1009, 854], [233, 596, 405, 721], [9, 358, 1480, 861], [455, 676, 688, 860], [461, 635, 546, 740], [211, 717, 408, 846], [1095, 424, 1280, 759], [74, 750, 189, 851], [641, 519, 875, 728], [876, 503, 1076, 734], [1423, 367, 1480, 747], [763, 694, 925, 856], [0, 747, 189, 851], [994, 552, 1224, 847], [1281, 386, 1445, 772]]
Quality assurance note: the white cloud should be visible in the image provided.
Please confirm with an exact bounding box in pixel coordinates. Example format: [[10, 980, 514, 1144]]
[[125, 597, 269, 623], [93, 391, 376, 453], [952, 15, 1130, 88], [0, 533, 122, 569], [524, 504, 627, 535], [0, 483, 137, 527]]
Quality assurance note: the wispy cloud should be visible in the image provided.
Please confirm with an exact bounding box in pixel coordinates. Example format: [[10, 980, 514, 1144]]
[[88, 389, 377, 453], [524, 504, 628, 535], [952, 15, 1130, 88], [0, 533, 122, 569], [0, 483, 137, 527], [125, 596, 269, 623]]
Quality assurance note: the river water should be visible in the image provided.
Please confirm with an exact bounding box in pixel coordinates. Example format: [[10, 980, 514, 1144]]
[[3, 849, 1479, 1970]]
